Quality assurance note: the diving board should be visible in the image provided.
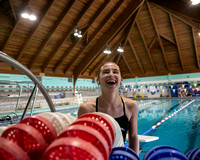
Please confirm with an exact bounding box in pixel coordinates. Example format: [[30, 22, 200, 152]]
[[138, 135, 159, 142], [126, 134, 159, 142]]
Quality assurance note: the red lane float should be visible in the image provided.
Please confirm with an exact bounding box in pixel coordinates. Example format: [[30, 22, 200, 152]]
[[1, 123, 48, 160], [0, 137, 30, 160], [79, 112, 115, 142], [152, 99, 196, 130], [71, 117, 113, 151], [58, 124, 109, 160], [42, 137, 104, 160], [20, 115, 57, 144]]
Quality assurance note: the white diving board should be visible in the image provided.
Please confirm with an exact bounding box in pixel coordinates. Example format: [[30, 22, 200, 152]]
[[138, 135, 159, 142], [126, 134, 159, 142]]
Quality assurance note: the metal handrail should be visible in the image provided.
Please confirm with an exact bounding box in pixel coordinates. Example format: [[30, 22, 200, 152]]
[[0, 51, 56, 114]]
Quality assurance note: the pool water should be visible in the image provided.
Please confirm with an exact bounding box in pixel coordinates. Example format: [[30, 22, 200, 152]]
[[137, 98, 200, 159]]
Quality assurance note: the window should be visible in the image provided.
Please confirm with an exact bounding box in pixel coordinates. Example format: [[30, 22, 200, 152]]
[[68, 78, 73, 82]]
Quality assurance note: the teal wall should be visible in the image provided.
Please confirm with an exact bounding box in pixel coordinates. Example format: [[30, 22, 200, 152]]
[[76, 78, 97, 87], [124, 75, 168, 83], [123, 72, 200, 84], [169, 72, 200, 80], [1, 72, 200, 87], [0, 74, 33, 86], [41, 76, 97, 87], [0, 74, 32, 82], [0, 74, 98, 87], [41, 77, 72, 87]]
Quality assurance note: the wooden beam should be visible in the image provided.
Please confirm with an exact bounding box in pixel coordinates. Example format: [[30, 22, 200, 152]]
[[88, 45, 120, 76], [136, 20, 157, 72], [83, 12, 138, 75], [1, 19, 19, 51], [169, 15, 184, 71], [147, 1, 170, 71], [98, 4, 142, 73], [83, 8, 142, 76], [16, 0, 54, 61], [83, 36, 125, 75], [73, 0, 144, 78], [148, 36, 157, 49], [85, 31, 89, 44], [73, 75, 77, 93], [149, 1, 200, 30], [128, 38, 145, 73], [116, 53, 121, 64], [117, 5, 142, 67], [192, 28, 200, 69], [89, 55, 107, 77], [0, 1, 16, 24], [160, 33, 176, 44], [53, 0, 109, 72], [121, 53, 134, 75], [123, 3, 144, 46], [90, 7, 143, 75], [89, 38, 125, 76], [28, 0, 75, 69], [89, 51, 132, 77], [148, 0, 200, 24], [41, 0, 94, 72], [64, 0, 124, 74], [88, 8, 143, 77], [89, 50, 119, 77], [9, 0, 17, 20]]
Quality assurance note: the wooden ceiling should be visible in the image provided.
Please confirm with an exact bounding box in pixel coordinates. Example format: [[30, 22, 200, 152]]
[[0, 0, 200, 81]]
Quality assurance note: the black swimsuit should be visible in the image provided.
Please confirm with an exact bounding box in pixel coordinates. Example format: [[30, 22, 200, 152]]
[[96, 97, 130, 142]]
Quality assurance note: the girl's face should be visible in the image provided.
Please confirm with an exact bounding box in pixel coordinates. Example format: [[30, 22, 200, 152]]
[[98, 63, 122, 90]]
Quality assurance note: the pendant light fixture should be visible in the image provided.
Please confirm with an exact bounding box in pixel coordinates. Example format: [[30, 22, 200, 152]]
[[74, 24, 82, 38], [21, 1, 37, 21], [103, 44, 111, 54], [117, 43, 124, 53]]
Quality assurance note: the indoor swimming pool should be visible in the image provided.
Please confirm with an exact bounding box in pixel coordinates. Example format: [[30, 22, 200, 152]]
[[0, 98, 199, 159], [137, 98, 200, 159]]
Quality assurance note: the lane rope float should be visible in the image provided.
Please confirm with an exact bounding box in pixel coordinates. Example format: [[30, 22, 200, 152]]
[[141, 98, 197, 135]]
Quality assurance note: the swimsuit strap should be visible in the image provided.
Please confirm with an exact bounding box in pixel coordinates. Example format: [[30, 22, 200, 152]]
[[121, 97, 126, 116], [96, 97, 98, 112]]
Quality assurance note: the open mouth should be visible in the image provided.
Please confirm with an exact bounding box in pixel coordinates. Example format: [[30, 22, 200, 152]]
[[106, 80, 116, 85]]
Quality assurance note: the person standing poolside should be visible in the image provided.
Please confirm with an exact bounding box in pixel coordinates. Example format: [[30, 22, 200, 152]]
[[78, 62, 139, 155]]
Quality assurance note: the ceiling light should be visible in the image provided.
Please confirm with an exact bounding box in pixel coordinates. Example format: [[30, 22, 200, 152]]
[[103, 49, 111, 54], [74, 25, 82, 38], [21, 2, 37, 21], [78, 30, 82, 38], [198, 32, 200, 37], [191, 0, 200, 5], [103, 44, 111, 54], [21, 10, 29, 19], [117, 47, 124, 53], [74, 28, 78, 36], [117, 44, 124, 53], [29, 12, 37, 21]]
